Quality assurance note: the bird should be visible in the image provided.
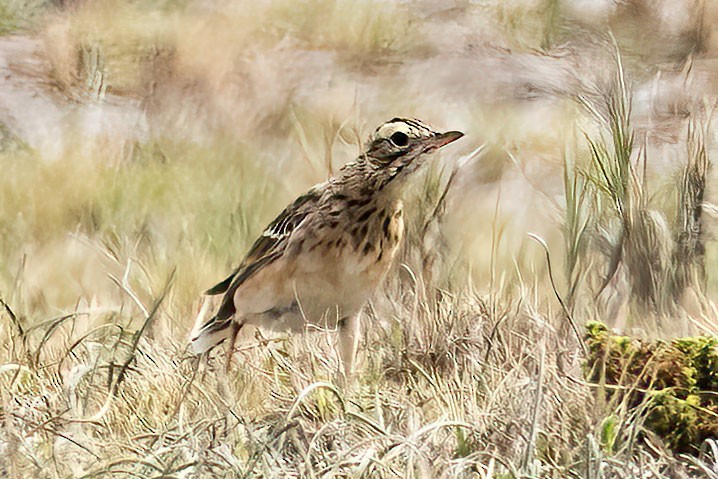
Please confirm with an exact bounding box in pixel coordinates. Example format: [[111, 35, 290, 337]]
[[190, 118, 464, 374]]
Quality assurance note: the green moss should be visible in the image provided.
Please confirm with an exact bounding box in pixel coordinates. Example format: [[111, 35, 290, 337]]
[[585, 322, 718, 454], [645, 392, 701, 452], [674, 336, 718, 391]]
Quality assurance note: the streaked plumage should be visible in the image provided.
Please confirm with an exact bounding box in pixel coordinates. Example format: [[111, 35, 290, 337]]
[[190, 118, 463, 373]]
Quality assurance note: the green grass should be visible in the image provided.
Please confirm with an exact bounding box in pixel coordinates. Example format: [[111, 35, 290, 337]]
[[0, 135, 287, 319]]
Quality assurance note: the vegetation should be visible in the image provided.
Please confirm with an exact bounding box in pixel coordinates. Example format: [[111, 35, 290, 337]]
[[1, 0, 718, 477], [586, 321, 718, 454], [0, 0, 48, 35]]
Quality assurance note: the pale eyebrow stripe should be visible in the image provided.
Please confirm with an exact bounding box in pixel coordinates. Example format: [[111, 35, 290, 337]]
[[375, 118, 432, 140], [402, 118, 432, 134]]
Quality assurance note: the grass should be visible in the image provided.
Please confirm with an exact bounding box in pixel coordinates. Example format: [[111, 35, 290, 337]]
[[0, 135, 281, 314], [39, 0, 422, 100], [0, 0, 49, 35], [2, 0, 718, 477]]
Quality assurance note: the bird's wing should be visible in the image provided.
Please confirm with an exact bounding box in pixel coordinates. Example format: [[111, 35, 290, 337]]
[[203, 184, 324, 321]]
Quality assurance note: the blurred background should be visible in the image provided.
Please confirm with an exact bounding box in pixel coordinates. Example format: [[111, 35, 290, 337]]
[[2, 1, 718, 476], [1, 0, 716, 335], [2, 0, 718, 337]]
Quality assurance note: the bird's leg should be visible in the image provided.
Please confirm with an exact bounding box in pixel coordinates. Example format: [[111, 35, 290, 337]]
[[337, 312, 362, 378], [224, 322, 242, 372]]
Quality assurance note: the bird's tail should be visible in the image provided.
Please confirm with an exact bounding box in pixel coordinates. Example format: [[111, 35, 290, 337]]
[[189, 297, 236, 354]]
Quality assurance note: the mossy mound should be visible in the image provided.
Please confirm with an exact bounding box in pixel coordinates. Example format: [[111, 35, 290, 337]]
[[585, 321, 718, 454]]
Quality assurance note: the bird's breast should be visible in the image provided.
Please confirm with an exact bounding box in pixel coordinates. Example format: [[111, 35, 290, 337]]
[[287, 199, 403, 310], [236, 199, 404, 330], [336, 198, 403, 272]]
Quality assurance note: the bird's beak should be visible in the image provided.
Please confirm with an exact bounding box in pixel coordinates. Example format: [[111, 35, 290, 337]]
[[425, 130, 464, 151]]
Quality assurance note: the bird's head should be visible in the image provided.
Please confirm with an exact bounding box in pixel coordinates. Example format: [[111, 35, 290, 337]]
[[362, 118, 463, 187]]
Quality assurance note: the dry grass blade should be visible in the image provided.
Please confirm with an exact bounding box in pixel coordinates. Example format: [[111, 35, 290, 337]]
[[31, 312, 82, 367], [112, 269, 175, 395], [528, 233, 585, 353], [285, 381, 347, 422], [0, 297, 23, 337]]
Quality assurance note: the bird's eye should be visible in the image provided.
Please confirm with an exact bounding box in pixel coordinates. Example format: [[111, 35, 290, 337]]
[[389, 131, 409, 147]]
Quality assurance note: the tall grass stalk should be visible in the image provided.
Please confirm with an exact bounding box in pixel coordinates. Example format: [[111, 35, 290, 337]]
[[579, 43, 674, 317], [562, 138, 591, 312], [673, 114, 712, 301]]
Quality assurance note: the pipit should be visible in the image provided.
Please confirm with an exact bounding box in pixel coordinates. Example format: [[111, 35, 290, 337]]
[[190, 118, 463, 374]]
